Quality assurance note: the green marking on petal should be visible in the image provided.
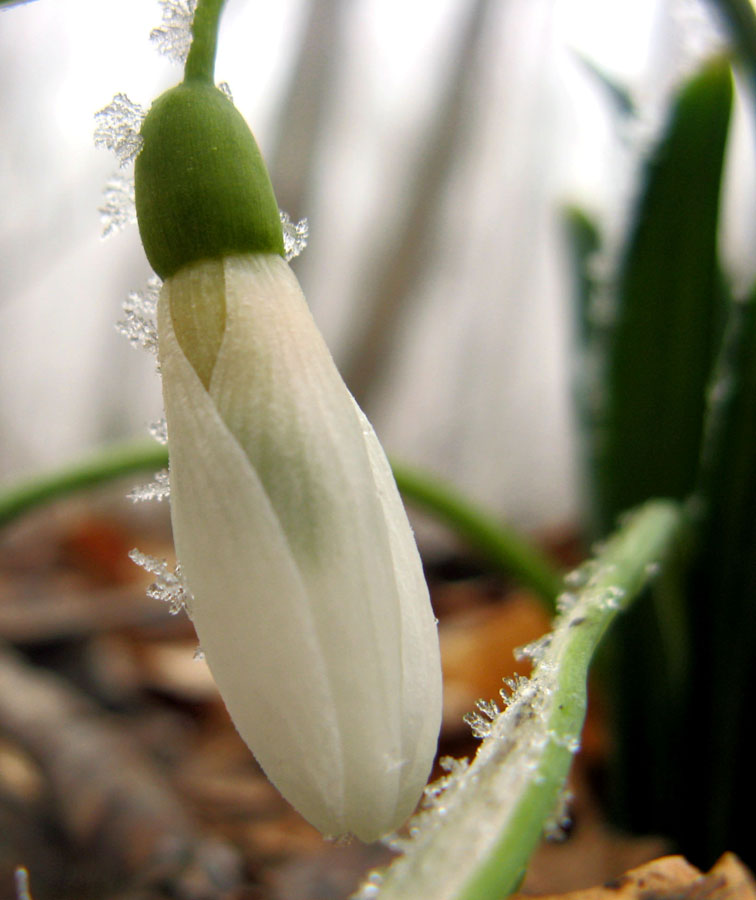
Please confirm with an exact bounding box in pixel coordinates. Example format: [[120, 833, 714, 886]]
[[167, 256, 227, 390]]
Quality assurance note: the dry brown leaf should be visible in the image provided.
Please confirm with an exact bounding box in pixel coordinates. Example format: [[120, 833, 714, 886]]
[[439, 591, 551, 732], [518, 853, 756, 900]]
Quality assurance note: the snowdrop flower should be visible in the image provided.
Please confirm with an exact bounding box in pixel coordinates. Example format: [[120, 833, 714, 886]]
[[133, 0, 442, 841]]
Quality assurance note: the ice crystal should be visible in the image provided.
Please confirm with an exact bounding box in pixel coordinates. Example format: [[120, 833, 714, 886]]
[[555, 590, 579, 614], [149, 417, 169, 445], [351, 871, 383, 900], [280, 211, 309, 261], [218, 81, 233, 101], [463, 710, 492, 739], [14, 868, 31, 900], [514, 634, 552, 665], [117, 277, 162, 355], [475, 698, 500, 721], [94, 94, 145, 166], [600, 585, 626, 610], [127, 469, 170, 503], [543, 787, 573, 842], [150, 0, 197, 64], [129, 549, 191, 616], [99, 170, 136, 238], [501, 673, 529, 699]]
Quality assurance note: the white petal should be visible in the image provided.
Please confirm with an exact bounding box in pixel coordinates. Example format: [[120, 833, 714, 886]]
[[158, 254, 442, 840]]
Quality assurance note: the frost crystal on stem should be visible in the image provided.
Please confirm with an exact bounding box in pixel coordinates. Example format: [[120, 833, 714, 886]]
[[129, 548, 191, 616], [150, 0, 198, 64], [94, 94, 145, 166], [351, 501, 681, 899]]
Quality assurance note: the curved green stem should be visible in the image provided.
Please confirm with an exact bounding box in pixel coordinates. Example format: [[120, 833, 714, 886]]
[[0, 444, 561, 608], [391, 462, 562, 608], [0, 441, 169, 528], [356, 499, 683, 900], [184, 0, 226, 83]]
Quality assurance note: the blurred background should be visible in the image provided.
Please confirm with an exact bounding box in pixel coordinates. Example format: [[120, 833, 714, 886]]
[[1, 0, 749, 532]]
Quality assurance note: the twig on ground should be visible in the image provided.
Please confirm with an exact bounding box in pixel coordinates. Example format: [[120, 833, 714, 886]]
[[0, 639, 244, 898]]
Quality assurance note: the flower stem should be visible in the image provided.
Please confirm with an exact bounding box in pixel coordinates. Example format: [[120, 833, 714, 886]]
[[0, 441, 169, 528], [0, 444, 561, 606], [391, 462, 562, 608], [357, 499, 683, 900], [184, 0, 226, 83]]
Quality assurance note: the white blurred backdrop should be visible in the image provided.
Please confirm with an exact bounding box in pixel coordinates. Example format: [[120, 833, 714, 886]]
[[0, 0, 745, 530]]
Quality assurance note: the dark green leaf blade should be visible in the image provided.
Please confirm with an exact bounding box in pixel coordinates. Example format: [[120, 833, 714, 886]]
[[593, 57, 733, 534]]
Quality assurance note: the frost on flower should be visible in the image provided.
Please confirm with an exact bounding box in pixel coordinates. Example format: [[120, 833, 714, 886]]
[[149, 417, 169, 445], [116, 277, 161, 355], [93, 94, 145, 166], [127, 468, 171, 503], [99, 170, 136, 238], [129, 549, 191, 615], [150, 0, 198, 64], [280, 211, 309, 261]]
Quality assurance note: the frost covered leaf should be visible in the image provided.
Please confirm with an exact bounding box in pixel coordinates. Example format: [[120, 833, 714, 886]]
[[352, 501, 682, 900], [127, 469, 170, 503], [94, 94, 145, 166], [150, 0, 197, 64], [129, 548, 191, 616], [280, 211, 309, 261], [116, 277, 162, 355], [99, 170, 136, 238]]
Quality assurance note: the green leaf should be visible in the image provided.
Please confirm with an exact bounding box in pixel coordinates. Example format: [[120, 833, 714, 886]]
[[572, 53, 637, 119], [563, 205, 601, 347], [592, 57, 733, 534], [392, 462, 563, 608], [686, 286, 756, 863], [355, 500, 683, 900]]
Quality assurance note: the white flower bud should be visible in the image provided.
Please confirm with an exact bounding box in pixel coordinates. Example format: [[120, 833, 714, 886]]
[[158, 253, 442, 841]]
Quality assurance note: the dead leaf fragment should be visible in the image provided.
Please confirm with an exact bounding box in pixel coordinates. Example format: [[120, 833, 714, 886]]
[[517, 853, 756, 900]]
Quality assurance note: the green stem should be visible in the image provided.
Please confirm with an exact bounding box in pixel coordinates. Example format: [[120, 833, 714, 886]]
[[359, 499, 683, 900], [184, 0, 225, 83], [0, 441, 169, 528], [0, 444, 561, 608], [392, 462, 562, 608]]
